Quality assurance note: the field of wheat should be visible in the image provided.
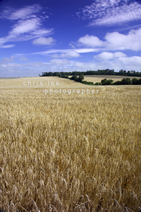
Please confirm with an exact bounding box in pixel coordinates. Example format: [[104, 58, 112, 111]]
[[0, 78, 141, 212]]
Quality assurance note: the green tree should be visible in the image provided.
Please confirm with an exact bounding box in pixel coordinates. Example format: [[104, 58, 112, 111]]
[[106, 79, 113, 85], [70, 74, 77, 81], [121, 78, 132, 85], [101, 78, 113, 85], [95, 82, 102, 85], [113, 81, 121, 85], [101, 78, 107, 85], [132, 78, 138, 85], [79, 74, 84, 82]]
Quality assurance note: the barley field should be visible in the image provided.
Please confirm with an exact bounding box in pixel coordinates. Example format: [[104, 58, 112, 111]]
[[0, 77, 141, 212]]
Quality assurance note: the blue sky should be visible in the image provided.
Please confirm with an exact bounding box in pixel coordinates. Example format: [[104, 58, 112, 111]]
[[0, 0, 141, 77]]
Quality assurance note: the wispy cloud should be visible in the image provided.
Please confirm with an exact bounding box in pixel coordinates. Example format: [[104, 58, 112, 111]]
[[0, 4, 41, 20], [12, 19, 40, 35], [1, 44, 15, 48], [33, 48, 98, 56], [51, 50, 80, 58], [0, 5, 52, 48], [80, 0, 141, 26]]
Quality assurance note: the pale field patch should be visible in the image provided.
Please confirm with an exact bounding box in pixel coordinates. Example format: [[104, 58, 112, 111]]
[[0, 77, 141, 211], [0, 76, 90, 88], [83, 75, 141, 83]]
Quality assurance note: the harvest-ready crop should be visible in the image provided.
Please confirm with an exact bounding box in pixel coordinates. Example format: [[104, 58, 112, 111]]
[[0, 83, 141, 211]]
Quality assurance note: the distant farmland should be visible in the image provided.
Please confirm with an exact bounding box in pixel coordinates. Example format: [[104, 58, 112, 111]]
[[0, 75, 140, 88]]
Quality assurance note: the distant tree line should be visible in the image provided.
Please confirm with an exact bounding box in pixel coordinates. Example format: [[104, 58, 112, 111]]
[[100, 78, 141, 85], [40, 69, 141, 77], [71, 76, 141, 85], [70, 75, 141, 85], [40, 69, 141, 85]]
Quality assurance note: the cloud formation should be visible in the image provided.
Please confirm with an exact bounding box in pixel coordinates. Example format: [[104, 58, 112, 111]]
[[78, 35, 104, 47], [78, 28, 141, 51], [80, 0, 141, 26], [33, 48, 98, 57], [95, 52, 126, 60], [33, 37, 55, 45], [0, 5, 52, 48], [1, 4, 41, 20], [1, 44, 15, 48]]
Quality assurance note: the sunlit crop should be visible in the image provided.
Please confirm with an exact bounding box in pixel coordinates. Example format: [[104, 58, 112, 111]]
[[0, 82, 141, 211]]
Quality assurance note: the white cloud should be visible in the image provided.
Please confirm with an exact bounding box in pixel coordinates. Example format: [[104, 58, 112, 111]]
[[11, 19, 40, 35], [1, 44, 15, 48], [119, 56, 141, 66], [78, 34, 104, 47], [114, 52, 126, 57], [31, 29, 53, 37], [96, 52, 114, 60], [105, 28, 141, 51], [74, 62, 85, 67], [50, 59, 73, 66], [0, 5, 52, 47], [77, 28, 141, 51], [0, 4, 41, 20], [52, 51, 80, 58], [95, 52, 126, 60], [33, 37, 55, 45], [33, 48, 98, 56], [0, 37, 7, 46], [62, 50, 80, 58], [80, 0, 141, 26], [75, 48, 98, 53]]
